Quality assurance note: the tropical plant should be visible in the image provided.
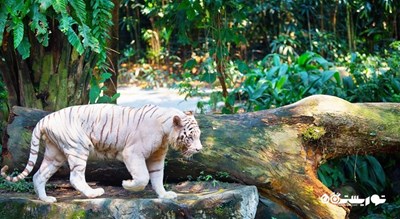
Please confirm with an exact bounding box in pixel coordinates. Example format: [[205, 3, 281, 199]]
[[0, 0, 118, 110], [229, 52, 342, 112], [318, 155, 393, 217], [342, 52, 400, 103], [318, 155, 387, 195]]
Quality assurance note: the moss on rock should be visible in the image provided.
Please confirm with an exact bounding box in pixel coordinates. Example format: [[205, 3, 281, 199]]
[[303, 126, 326, 141]]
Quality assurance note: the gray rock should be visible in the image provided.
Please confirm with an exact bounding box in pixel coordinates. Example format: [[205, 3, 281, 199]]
[[0, 181, 258, 219]]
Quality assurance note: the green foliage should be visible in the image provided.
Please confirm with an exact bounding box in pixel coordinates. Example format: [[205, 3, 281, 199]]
[[229, 52, 342, 112], [318, 156, 387, 195], [270, 34, 300, 61], [0, 78, 8, 122], [0, 0, 116, 103], [89, 72, 120, 104], [117, 1, 400, 217], [342, 52, 400, 102], [318, 155, 392, 217], [362, 196, 400, 219], [0, 0, 109, 58], [0, 171, 34, 193], [189, 171, 231, 187]]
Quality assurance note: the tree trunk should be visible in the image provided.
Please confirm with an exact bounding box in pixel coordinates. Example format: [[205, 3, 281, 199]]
[[2, 95, 400, 218], [0, 22, 94, 111], [346, 4, 353, 52], [103, 0, 120, 100]]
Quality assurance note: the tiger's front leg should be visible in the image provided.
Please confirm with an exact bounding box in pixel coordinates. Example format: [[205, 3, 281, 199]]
[[147, 156, 177, 199], [122, 148, 150, 192]]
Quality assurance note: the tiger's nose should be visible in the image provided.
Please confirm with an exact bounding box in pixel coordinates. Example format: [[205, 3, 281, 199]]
[[195, 143, 203, 152]]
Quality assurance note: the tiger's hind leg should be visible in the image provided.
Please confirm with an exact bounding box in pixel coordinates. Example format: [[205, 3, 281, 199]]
[[67, 152, 105, 198], [33, 140, 66, 203]]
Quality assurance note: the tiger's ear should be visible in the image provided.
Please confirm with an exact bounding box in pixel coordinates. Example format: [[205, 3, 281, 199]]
[[173, 115, 183, 128], [184, 111, 194, 116]]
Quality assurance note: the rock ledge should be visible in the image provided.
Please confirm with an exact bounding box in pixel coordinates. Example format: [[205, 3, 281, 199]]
[[0, 181, 258, 219]]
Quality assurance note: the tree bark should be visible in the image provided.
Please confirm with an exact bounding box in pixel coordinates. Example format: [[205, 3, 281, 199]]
[[102, 0, 120, 100], [2, 95, 400, 218]]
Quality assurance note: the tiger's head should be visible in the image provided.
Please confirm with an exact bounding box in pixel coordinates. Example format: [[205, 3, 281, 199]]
[[172, 111, 202, 157]]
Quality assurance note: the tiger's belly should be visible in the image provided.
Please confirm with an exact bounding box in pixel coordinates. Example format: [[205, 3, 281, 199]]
[[90, 147, 124, 161]]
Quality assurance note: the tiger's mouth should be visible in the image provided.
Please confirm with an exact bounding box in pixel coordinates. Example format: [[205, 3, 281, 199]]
[[182, 150, 195, 158], [182, 147, 201, 158]]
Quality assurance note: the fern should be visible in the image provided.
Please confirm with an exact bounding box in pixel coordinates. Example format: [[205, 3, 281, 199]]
[[90, 0, 114, 66], [38, 0, 52, 11], [68, 0, 87, 24], [13, 18, 24, 48], [59, 15, 84, 54], [30, 3, 49, 46], [1, 0, 114, 60], [79, 24, 100, 53], [52, 0, 67, 13], [16, 36, 31, 59]]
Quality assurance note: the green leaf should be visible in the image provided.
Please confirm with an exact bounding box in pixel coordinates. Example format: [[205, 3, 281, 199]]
[[89, 83, 101, 104], [275, 75, 288, 90], [66, 28, 84, 54], [0, 5, 8, 46], [200, 72, 217, 84], [250, 82, 268, 100], [60, 15, 84, 54], [16, 36, 31, 59], [96, 95, 111, 103], [298, 51, 314, 67], [332, 71, 342, 86], [266, 66, 279, 78], [225, 93, 236, 106], [79, 24, 100, 52], [30, 3, 49, 46], [99, 72, 112, 83], [366, 156, 386, 187], [52, 0, 67, 13], [272, 54, 280, 66], [68, 0, 87, 23], [236, 60, 249, 73], [320, 70, 336, 84], [183, 59, 197, 69], [317, 170, 332, 187], [110, 93, 120, 102], [278, 63, 288, 76], [13, 18, 24, 48], [39, 0, 52, 12]]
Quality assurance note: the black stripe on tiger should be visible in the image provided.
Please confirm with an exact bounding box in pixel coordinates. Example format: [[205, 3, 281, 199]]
[[149, 168, 163, 174]]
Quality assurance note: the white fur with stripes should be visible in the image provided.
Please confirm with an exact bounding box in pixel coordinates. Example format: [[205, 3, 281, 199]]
[[1, 104, 202, 203]]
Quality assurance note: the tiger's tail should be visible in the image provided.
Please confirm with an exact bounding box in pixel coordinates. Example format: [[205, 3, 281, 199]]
[[1, 120, 43, 182]]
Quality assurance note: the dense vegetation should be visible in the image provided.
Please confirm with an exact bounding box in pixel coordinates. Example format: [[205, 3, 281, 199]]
[[109, 1, 400, 217], [1, 0, 399, 217]]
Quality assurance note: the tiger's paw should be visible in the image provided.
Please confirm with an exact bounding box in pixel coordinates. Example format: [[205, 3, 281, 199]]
[[40, 196, 57, 203], [159, 191, 177, 199], [122, 180, 146, 192], [85, 188, 105, 198]]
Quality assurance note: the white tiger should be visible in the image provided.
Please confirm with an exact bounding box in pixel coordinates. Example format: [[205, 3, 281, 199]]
[[1, 104, 202, 203]]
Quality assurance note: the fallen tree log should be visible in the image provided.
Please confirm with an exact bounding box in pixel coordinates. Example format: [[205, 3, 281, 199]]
[[2, 95, 400, 218]]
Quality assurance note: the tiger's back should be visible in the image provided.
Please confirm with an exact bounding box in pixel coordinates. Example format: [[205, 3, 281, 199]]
[[41, 104, 182, 159]]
